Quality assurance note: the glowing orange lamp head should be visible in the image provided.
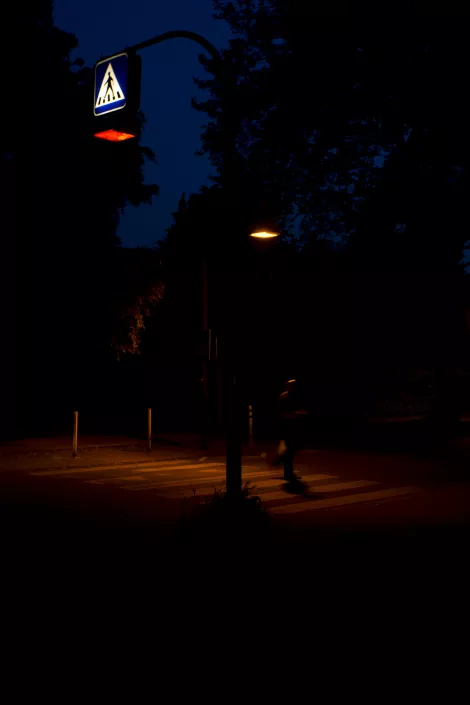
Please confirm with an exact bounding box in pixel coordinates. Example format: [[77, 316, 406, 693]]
[[250, 229, 279, 239]]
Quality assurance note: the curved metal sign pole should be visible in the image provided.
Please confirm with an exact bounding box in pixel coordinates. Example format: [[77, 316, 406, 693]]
[[101, 31, 242, 497]]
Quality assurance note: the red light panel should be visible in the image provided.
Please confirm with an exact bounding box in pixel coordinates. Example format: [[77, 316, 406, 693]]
[[94, 129, 135, 142]]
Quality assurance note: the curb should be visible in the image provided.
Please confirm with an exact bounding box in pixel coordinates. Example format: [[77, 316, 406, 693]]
[[1, 450, 270, 475], [0, 437, 189, 456], [4, 454, 195, 474], [0, 444, 148, 456]]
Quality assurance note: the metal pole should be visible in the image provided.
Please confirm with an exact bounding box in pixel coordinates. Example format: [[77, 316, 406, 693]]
[[249, 404, 253, 448], [224, 257, 243, 498], [147, 407, 152, 452], [200, 259, 209, 451], [125, 30, 221, 64], [203, 259, 208, 332], [72, 411, 78, 458], [225, 370, 242, 498], [97, 30, 244, 489]]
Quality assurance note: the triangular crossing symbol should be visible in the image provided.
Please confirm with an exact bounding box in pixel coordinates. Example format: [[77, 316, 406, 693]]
[[95, 62, 125, 109]]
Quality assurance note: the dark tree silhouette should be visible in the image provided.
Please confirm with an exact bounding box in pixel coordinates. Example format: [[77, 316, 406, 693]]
[[198, 2, 469, 249], [189, 0, 470, 426], [9, 3, 159, 436]]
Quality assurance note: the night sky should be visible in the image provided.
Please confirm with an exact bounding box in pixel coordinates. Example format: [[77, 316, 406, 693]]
[[53, 0, 230, 247]]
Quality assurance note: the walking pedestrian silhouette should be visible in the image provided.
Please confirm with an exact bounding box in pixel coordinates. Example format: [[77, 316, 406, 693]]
[[105, 72, 115, 102], [97, 68, 122, 106], [105, 71, 121, 101]]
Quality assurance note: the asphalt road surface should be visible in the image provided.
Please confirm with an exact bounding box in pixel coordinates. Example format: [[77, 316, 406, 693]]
[[25, 452, 420, 517], [2, 443, 469, 613], [2, 444, 470, 534]]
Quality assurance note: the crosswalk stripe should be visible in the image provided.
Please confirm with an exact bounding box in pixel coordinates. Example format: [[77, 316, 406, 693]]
[[126, 479, 224, 491], [123, 471, 245, 490], [138, 462, 224, 473], [260, 480, 377, 503], [84, 458, 191, 470], [248, 473, 334, 490], [86, 475, 147, 486], [125, 471, 336, 492], [308, 479, 378, 493], [33, 468, 112, 477], [32, 460, 222, 477], [137, 463, 267, 477], [135, 473, 337, 496], [270, 486, 419, 515]]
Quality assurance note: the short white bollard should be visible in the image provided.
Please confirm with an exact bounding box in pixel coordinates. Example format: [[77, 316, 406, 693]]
[[147, 407, 152, 452], [72, 411, 78, 458]]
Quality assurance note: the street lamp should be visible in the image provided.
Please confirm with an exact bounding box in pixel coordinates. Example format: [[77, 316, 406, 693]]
[[200, 225, 278, 460]]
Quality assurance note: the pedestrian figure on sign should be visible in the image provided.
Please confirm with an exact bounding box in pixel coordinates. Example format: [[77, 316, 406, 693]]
[[105, 71, 117, 101], [277, 378, 308, 482]]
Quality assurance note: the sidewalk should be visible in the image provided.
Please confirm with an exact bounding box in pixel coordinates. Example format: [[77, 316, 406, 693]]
[[0, 433, 270, 472], [152, 433, 270, 457]]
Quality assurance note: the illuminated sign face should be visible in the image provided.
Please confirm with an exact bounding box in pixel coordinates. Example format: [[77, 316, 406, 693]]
[[94, 53, 129, 116]]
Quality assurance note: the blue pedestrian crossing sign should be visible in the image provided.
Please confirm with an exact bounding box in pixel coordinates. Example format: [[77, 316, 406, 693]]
[[94, 53, 129, 116]]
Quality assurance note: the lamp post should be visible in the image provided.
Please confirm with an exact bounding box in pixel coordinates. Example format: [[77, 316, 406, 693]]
[[200, 257, 209, 452], [93, 30, 279, 497], [223, 221, 279, 497]]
